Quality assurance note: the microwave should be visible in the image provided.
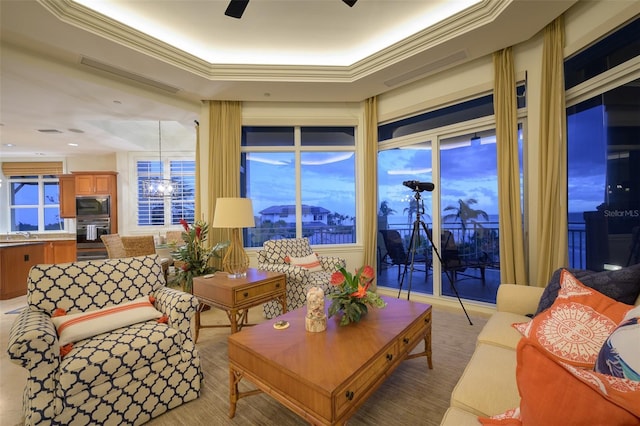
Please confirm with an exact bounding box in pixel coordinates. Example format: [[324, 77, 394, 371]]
[[76, 196, 110, 217]]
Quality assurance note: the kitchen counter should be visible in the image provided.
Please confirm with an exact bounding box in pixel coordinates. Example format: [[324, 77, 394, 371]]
[[0, 241, 46, 248], [0, 234, 76, 243]]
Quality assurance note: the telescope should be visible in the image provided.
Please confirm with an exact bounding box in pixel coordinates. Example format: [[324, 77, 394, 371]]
[[402, 180, 435, 192]]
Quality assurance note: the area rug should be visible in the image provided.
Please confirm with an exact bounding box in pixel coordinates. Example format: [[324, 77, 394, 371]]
[[147, 307, 487, 425]]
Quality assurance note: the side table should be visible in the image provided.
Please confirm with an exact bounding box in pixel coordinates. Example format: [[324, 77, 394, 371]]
[[192, 268, 287, 341]]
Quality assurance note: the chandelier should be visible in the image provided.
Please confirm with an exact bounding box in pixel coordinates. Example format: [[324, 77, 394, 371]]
[[142, 121, 175, 198]]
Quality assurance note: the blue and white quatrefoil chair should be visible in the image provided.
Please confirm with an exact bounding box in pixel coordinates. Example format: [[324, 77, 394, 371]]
[[257, 237, 346, 318], [7, 255, 201, 425]]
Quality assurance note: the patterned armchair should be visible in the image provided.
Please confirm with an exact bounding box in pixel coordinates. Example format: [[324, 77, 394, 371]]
[[257, 238, 346, 318], [7, 255, 201, 426]]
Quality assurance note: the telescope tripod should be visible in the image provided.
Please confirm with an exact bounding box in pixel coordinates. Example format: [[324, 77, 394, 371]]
[[398, 191, 473, 325]]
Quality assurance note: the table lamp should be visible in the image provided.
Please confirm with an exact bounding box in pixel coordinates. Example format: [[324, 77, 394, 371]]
[[212, 197, 256, 278]]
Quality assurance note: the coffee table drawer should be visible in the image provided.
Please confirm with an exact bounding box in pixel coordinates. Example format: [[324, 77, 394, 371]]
[[234, 280, 284, 304], [334, 343, 400, 418], [398, 310, 430, 354]]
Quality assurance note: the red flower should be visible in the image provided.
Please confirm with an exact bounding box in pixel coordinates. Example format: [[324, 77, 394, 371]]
[[350, 281, 371, 299], [330, 271, 345, 286], [359, 265, 374, 282], [195, 226, 202, 240], [180, 219, 189, 231], [181, 263, 190, 271]]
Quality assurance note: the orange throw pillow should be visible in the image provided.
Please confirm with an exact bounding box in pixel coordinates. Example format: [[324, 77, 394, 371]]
[[517, 339, 640, 424], [513, 269, 632, 368]]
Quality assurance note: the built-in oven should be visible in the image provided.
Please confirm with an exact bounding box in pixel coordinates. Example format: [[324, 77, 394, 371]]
[[76, 217, 111, 260]]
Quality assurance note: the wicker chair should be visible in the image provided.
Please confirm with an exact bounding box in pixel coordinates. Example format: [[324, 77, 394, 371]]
[[164, 231, 186, 277], [120, 235, 171, 282], [100, 233, 127, 259]]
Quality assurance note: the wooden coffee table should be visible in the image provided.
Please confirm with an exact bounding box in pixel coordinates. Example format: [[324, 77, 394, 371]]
[[192, 269, 286, 341], [227, 296, 432, 425]]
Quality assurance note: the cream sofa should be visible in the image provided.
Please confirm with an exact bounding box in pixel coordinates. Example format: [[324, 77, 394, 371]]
[[441, 276, 640, 425]]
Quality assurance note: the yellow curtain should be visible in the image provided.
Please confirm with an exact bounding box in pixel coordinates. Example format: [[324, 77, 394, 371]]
[[194, 120, 201, 221], [203, 100, 242, 264], [362, 97, 379, 289], [535, 16, 568, 286], [493, 47, 527, 285]]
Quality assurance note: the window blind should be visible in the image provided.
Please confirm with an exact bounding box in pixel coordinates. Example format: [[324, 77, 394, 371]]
[[2, 161, 63, 176]]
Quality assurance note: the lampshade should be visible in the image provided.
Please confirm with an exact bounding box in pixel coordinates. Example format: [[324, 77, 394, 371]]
[[212, 197, 256, 228], [212, 197, 255, 278]]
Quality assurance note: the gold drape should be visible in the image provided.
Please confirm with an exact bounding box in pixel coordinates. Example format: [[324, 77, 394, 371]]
[[493, 47, 527, 285], [535, 16, 568, 286], [363, 97, 379, 289], [203, 101, 242, 267], [194, 120, 201, 221]]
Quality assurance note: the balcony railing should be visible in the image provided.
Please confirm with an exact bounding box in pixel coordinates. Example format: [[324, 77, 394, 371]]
[[247, 220, 587, 270]]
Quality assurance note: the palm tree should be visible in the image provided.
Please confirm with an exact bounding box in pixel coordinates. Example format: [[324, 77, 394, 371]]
[[378, 200, 396, 229], [379, 201, 396, 217], [442, 198, 489, 236]]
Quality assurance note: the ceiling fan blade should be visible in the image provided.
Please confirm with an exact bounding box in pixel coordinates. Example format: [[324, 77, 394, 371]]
[[225, 0, 249, 19], [342, 0, 358, 6]]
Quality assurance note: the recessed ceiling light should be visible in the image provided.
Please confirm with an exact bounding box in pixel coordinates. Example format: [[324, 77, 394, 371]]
[[35, 153, 46, 156], [113, 100, 122, 104], [37, 129, 62, 133], [68, 129, 85, 134], [68, 143, 79, 147], [4, 143, 15, 147]]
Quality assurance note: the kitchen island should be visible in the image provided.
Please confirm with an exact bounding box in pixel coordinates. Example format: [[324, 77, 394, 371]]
[[0, 236, 76, 300], [0, 242, 45, 300]]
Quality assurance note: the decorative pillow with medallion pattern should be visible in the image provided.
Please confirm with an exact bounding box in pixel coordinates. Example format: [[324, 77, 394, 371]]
[[513, 269, 633, 368]]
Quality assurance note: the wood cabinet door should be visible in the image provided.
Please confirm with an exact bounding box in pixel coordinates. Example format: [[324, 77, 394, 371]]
[[58, 175, 76, 218], [44, 241, 77, 263], [94, 175, 112, 194], [75, 175, 95, 195]]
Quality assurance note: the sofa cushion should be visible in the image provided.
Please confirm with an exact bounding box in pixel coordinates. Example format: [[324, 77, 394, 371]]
[[514, 269, 632, 368], [262, 238, 313, 264], [595, 305, 640, 380], [535, 264, 640, 316], [517, 339, 640, 424], [27, 255, 165, 316], [441, 406, 487, 426], [476, 312, 529, 350], [450, 343, 520, 417], [59, 321, 182, 399], [479, 339, 640, 425]]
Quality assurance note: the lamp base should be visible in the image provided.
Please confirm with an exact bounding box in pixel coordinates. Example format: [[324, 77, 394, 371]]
[[222, 228, 250, 279], [226, 271, 247, 279]]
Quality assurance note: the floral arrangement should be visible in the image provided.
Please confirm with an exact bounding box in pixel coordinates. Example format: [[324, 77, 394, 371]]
[[328, 265, 387, 326], [170, 219, 228, 293]]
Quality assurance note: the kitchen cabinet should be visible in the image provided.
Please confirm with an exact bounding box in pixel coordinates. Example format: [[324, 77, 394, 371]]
[[59, 174, 76, 218], [43, 240, 77, 264], [0, 242, 45, 300], [75, 173, 116, 195]]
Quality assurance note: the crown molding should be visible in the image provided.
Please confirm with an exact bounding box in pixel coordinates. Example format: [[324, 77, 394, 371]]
[[38, 0, 509, 84]]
